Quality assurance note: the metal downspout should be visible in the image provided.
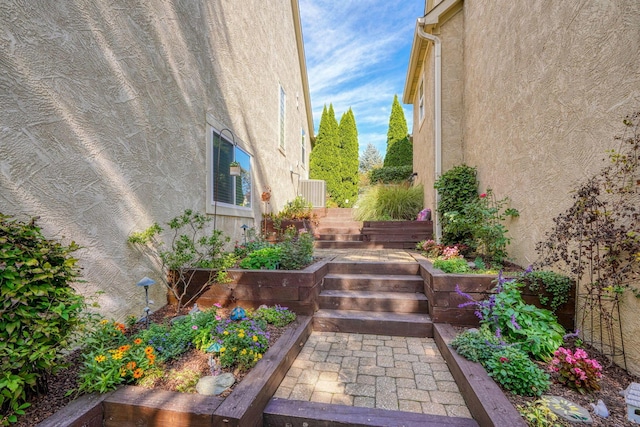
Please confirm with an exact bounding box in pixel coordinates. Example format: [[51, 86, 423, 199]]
[[416, 18, 443, 242]]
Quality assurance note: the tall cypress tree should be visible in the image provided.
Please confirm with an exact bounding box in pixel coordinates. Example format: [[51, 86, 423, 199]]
[[383, 94, 412, 167], [309, 104, 341, 204], [338, 108, 359, 207]]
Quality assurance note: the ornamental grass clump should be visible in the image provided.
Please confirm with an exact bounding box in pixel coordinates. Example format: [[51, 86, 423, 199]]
[[548, 347, 602, 394]]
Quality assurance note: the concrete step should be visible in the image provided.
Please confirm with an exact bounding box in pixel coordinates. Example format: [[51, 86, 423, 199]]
[[323, 273, 423, 293], [318, 290, 428, 313], [327, 262, 420, 275], [313, 309, 433, 337]]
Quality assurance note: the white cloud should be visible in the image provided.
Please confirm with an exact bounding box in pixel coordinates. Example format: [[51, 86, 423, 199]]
[[299, 0, 422, 156]]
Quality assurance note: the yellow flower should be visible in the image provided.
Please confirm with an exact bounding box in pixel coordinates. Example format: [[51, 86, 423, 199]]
[[252, 335, 258, 342], [241, 349, 247, 355], [258, 353, 262, 359], [220, 347, 226, 352], [232, 347, 237, 352], [100, 319, 109, 325], [120, 368, 127, 377], [239, 329, 245, 334], [112, 351, 124, 360], [238, 333, 245, 339], [94, 355, 106, 363], [223, 331, 229, 335]]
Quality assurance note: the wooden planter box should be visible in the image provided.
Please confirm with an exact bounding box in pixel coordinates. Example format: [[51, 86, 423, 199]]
[[168, 257, 331, 315], [41, 317, 313, 427], [361, 220, 433, 245], [415, 254, 576, 330]]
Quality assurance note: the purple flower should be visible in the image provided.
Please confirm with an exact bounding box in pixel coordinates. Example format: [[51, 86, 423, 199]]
[[495, 327, 502, 338], [525, 265, 533, 274], [510, 314, 521, 330]]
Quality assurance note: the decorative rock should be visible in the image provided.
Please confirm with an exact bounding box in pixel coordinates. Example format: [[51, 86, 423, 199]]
[[590, 399, 609, 418], [195, 373, 235, 396], [206, 342, 222, 353], [189, 303, 201, 315], [542, 395, 593, 424], [230, 306, 246, 321]]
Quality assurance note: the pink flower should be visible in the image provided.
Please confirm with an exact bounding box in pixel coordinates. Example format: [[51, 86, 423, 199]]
[[215, 316, 222, 321], [499, 357, 509, 363], [574, 348, 588, 359], [480, 193, 487, 198], [192, 325, 198, 330], [213, 303, 222, 308]]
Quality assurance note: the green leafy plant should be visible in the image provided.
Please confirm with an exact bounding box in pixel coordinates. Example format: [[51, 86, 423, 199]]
[[277, 196, 315, 221], [444, 189, 519, 265], [451, 325, 504, 363], [457, 277, 565, 360], [278, 227, 314, 270], [416, 239, 443, 258], [434, 164, 478, 245], [433, 257, 470, 274], [548, 347, 602, 394], [252, 305, 296, 327], [354, 183, 423, 221], [0, 214, 85, 426], [484, 346, 550, 397], [239, 246, 282, 270], [518, 399, 565, 426], [76, 331, 157, 394], [369, 165, 413, 184], [520, 270, 573, 313], [128, 209, 231, 313]]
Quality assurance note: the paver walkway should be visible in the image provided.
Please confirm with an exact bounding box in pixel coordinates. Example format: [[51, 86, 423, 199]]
[[274, 331, 472, 418]]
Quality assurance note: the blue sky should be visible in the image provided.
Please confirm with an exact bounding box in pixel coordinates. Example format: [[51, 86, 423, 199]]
[[299, 0, 424, 158]]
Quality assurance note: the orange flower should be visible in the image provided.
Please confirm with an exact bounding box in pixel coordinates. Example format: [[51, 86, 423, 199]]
[[133, 368, 144, 379], [114, 322, 126, 333], [118, 345, 131, 352], [144, 346, 154, 355], [133, 338, 143, 345], [125, 361, 137, 370]]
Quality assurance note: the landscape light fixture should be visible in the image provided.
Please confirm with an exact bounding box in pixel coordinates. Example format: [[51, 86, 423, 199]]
[[241, 224, 249, 244], [136, 276, 156, 329]]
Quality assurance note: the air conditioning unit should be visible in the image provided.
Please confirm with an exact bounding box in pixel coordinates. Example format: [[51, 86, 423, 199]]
[[299, 179, 326, 207]]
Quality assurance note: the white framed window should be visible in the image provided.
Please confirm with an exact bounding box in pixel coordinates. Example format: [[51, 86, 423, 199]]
[[209, 127, 252, 211], [279, 84, 286, 150], [418, 79, 425, 123]]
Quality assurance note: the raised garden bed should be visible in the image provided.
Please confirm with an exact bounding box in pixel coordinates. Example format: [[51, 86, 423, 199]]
[[168, 257, 333, 315], [38, 316, 312, 427], [413, 253, 576, 330]]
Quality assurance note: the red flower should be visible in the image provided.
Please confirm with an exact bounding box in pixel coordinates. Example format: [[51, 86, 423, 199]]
[[480, 193, 487, 198], [499, 357, 509, 363]]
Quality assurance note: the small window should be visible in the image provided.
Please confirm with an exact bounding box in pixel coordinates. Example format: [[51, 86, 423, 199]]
[[212, 130, 252, 208], [301, 129, 306, 167], [418, 79, 425, 122], [279, 85, 286, 150]]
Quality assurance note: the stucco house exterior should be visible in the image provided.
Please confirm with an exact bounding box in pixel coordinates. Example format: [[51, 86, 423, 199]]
[[404, 0, 640, 373], [0, 0, 314, 320]]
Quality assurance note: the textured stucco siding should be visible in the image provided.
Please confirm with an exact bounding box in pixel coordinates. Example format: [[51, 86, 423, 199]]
[[462, 0, 640, 373], [0, 0, 312, 320]]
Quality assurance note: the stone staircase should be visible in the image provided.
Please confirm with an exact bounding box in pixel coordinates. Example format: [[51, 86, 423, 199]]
[[313, 261, 433, 337]]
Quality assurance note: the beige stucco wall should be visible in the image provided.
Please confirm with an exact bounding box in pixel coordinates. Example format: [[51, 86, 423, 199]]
[[0, 0, 312, 321], [408, 0, 640, 373]]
